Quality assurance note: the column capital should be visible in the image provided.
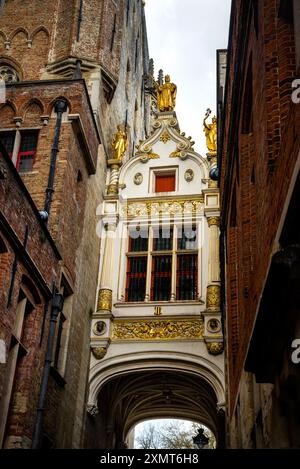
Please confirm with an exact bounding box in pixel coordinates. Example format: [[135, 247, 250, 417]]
[[207, 217, 220, 228]]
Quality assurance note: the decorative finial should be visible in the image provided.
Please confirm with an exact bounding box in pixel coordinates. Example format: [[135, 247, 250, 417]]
[[203, 109, 217, 155], [155, 74, 177, 112]]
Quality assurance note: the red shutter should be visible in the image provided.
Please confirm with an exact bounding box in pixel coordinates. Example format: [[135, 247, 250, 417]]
[[155, 174, 175, 192]]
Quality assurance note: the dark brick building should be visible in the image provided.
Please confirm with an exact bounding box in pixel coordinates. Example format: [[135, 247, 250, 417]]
[[0, 0, 150, 448], [219, 0, 300, 448]]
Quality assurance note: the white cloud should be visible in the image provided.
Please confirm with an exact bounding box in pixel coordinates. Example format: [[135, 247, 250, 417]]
[[145, 0, 231, 155]]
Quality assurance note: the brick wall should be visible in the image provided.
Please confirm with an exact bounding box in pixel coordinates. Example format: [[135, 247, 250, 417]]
[[0, 149, 60, 447], [220, 0, 300, 416]]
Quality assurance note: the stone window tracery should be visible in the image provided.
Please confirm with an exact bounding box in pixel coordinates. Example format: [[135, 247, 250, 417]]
[[0, 65, 19, 83]]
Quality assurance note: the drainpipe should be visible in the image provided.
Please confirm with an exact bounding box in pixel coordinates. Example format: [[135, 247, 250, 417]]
[[43, 99, 68, 221], [32, 291, 64, 449], [77, 0, 84, 41]]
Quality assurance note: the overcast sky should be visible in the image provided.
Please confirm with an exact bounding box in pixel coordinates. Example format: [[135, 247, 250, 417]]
[[145, 0, 232, 155]]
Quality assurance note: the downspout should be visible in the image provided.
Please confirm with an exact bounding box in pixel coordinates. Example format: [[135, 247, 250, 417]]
[[32, 291, 64, 449], [43, 99, 68, 221], [77, 0, 84, 42]]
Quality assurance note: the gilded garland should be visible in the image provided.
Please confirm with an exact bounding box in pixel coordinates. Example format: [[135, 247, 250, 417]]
[[112, 318, 204, 341]]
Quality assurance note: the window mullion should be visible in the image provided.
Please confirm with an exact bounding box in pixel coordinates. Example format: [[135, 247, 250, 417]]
[[145, 226, 152, 301], [11, 130, 21, 168], [171, 225, 177, 301]]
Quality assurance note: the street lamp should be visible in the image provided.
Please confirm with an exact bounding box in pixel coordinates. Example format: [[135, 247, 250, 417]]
[[193, 428, 209, 449]]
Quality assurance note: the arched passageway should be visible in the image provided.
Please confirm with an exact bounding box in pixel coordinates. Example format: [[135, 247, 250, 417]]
[[85, 369, 225, 449]]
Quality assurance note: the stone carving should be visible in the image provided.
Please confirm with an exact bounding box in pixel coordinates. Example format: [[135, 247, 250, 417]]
[[93, 321, 107, 336], [184, 169, 194, 182], [134, 173, 143, 185], [0, 65, 19, 83], [91, 347, 108, 360], [207, 342, 224, 356], [112, 318, 204, 341], [87, 404, 99, 416], [207, 319, 221, 333]]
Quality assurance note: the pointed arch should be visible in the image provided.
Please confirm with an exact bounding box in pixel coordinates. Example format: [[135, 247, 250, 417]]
[[0, 102, 16, 126], [9, 27, 29, 43], [21, 98, 44, 116], [47, 96, 71, 115], [0, 30, 8, 43], [30, 26, 50, 42]]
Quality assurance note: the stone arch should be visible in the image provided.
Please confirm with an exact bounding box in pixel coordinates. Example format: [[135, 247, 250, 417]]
[[0, 102, 16, 126], [31, 26, 50, 43], [0, 56, 22, 80], [88, 352, 224, 448], [0, 30, 7, 41], [89, 351, 225, 409], [9, 27, 29, 43], [47, 96, 71, 116], [30, 27, 50, 77], [22, 99, 44, 126]]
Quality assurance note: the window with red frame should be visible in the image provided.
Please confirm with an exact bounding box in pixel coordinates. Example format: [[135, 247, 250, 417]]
[[18, 131, 38, 173], [0, 130, 38, 173], [126, 230, 148, 302], [176, 254, 198, 300], [155, 172, 176, 192], [125, 225, 198, 303], [151, 255, 172, 301]]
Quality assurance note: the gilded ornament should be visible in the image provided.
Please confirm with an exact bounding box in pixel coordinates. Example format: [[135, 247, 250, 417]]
[[170, 150, 182, 158], [156, 74, 177, 112], [160, 131, 171, 144], [111, 124, 128, 160], [206, 285, 221, 309], [112, 318, 204, 341], [91, 347, 108, 359], [207, 342, 224, 355], [203, 109, 217, 155], [208, 179, 218, 189], [107, 184, 119, 196], [97, 289, 112, 312], [124, 196, 204, 218], [207, 217, 220, 227]]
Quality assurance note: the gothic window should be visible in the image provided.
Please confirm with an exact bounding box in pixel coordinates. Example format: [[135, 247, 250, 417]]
[[0, 65, 19, 83], [0, 129, 38, 173], [125, 225, 198, 302]]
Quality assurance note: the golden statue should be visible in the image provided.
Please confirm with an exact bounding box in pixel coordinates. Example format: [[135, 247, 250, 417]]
[[112, 124, 128, 161], [203, 109, 217, 154], [156, 75, 177, 112]]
